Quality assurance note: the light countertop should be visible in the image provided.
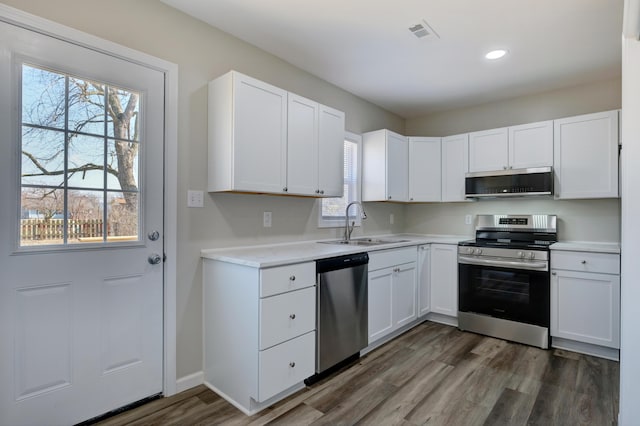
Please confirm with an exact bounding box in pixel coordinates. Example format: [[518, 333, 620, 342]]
[[550, 241, 620, 254], [200, 234, 469, 268], [201, 234, 621, 268]]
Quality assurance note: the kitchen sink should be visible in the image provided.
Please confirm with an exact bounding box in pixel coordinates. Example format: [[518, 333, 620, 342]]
[[318, 238, 411, 246]]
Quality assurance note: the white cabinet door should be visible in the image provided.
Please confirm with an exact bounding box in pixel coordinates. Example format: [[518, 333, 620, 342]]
[[468, 127, 509, 172], [441, 134, 469, 202], [368, 267, 394, 343], [417, 245, 430, 317], [318, 105, 345, 197], [232, 73, 288, 193], [408, 137, 441, 202], [430, 244, 458, 317], [393, 262, 418, 328], [287, 94, 319, 196], [508, 120, 553, 169], [554, 110, 619, 199], [551, 270, 620, 348], [387, 132, 409, 201]]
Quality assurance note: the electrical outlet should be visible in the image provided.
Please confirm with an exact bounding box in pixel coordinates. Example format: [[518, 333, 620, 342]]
[[187, 190, 204, 208], [390, 213, 395, 225], [465, 214, 472, 225], [263, 211, 272, 228]]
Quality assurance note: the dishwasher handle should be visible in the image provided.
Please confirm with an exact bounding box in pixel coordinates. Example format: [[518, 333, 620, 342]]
[[316, 252, 369, 273]]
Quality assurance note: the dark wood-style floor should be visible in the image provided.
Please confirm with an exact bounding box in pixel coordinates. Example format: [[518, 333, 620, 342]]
[[97, 322, 619, 426]]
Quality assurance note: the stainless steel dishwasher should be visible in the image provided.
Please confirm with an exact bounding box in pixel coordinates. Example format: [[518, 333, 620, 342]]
[[315, 252, 368, 375]]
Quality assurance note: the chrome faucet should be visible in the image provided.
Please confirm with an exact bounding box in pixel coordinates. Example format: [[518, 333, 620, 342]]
[[344, 201, 367, 242]]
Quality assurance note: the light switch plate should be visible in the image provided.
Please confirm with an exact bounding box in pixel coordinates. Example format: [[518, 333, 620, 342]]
[[187, 190, 204, 208], [465, 214, 472, 225], [263, 211, 272, 228]]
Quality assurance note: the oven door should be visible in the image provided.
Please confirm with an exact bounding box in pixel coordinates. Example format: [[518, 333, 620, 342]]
[[458, 257, 549, 327]]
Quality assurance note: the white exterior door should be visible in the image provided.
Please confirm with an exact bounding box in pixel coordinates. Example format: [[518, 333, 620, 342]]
[[0, 21, 164, 425]]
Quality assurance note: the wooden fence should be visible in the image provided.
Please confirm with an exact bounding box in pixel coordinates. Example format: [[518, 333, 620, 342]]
[[21, 219, 104, 242]]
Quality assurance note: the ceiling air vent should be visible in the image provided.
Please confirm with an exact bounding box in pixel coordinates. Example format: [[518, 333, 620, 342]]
[[408, 19, 440, 40]]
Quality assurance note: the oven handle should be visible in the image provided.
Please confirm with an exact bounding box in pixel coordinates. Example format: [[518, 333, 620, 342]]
[[458, 255, 548, 271]]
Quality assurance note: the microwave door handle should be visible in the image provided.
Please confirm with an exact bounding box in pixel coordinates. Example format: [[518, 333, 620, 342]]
[[458, 255, 548, 270]]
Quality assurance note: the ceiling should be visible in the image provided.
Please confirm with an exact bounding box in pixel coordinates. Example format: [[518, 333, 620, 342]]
[[161, 0, 623, 118]]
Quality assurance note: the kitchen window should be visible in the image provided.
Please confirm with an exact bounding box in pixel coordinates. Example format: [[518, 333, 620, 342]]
[[318, 131, 362, 228]]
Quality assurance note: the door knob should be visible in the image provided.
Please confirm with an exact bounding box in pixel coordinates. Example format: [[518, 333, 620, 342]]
[[148, 253, 162, 265], [148, 230, 160, 241]]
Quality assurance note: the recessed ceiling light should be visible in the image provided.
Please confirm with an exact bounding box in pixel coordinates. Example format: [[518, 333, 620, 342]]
[[485, 49, 508, 60]]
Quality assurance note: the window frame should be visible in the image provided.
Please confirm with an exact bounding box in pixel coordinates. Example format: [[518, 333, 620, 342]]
[[318, 131, 363, 228], [16, 61, 144, 251]]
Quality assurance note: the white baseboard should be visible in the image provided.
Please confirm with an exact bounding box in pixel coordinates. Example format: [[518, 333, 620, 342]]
[[176, 371, 204, 394]]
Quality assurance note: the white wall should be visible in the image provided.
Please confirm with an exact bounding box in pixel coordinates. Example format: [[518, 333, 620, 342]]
[[405, 199, 621, 242], [0, 0, 406, 379], [404, 78, 622, 243], [406, 78, 621, 137], [619, 34, 640, 425]]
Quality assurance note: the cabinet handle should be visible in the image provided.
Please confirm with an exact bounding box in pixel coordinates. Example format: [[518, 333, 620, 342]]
[[289, 275, 296, 281], [552, 272, 557, 275], [503, 166, 507, 170], [581, 260, 587, 264], [289, 314, 296, 320], [315, 189, 320, 194], [388, 196, 392, 200], [283, 187, 288, 192], [289, 362, 295, 368], [320, 190, 324, 194], [410, 198, 414, 201]]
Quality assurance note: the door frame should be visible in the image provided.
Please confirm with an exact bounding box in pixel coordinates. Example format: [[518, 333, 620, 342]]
[[0, 4, 179, 396]]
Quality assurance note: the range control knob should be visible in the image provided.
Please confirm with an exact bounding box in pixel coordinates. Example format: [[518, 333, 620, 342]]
[[467, 247, 474, 255], [528, 252, 536, 260], [474, 248, 483, 255], [517, 251, 524, 259]]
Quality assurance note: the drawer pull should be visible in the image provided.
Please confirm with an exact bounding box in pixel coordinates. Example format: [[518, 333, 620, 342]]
[[581, 260, 587, 264], [552, 272, 557, 276], [289, 275, 296, 281], [289, 314, 296, 320], [289, 362, 295, 368]]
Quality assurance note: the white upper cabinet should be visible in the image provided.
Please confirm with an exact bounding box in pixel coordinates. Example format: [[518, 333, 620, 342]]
[[209, 71, 288, 193], [468, 127, 509, 172], [208, 71, 344, 197], [363, 129, 409, 202], [287, 94, 319, 196], [441, 133, 469, 202], [554, 110, 619, 199], [318, 105, 346, 197], [408, 137, 441, 202], [508, 120, 554, 169], [469, 121, 553, 172]]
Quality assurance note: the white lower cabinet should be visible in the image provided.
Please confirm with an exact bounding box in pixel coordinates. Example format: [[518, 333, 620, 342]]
[[429, 243, 458, 319], [417, 245, 430, 317], [203, 260, 316, 415], [367, 247, 417, 344], [551, 250, 621, 352]]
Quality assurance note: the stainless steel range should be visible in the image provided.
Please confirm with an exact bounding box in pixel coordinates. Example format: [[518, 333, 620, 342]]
[[457, 214, 557, 349]]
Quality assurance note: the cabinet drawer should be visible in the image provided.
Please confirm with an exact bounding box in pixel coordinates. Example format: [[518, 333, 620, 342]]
[[551, 251, 620, 275], [258, 331, 315, 402], [368, 247, 417, 271], [259, 286, 316, 350], [260, 262, 315, 297]]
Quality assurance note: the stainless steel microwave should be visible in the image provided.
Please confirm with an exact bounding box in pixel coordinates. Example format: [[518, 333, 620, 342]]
[[465, 166, 553, 198]]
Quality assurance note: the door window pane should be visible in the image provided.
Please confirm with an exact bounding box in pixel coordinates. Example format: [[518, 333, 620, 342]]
[[19, 64, 141, 247]]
